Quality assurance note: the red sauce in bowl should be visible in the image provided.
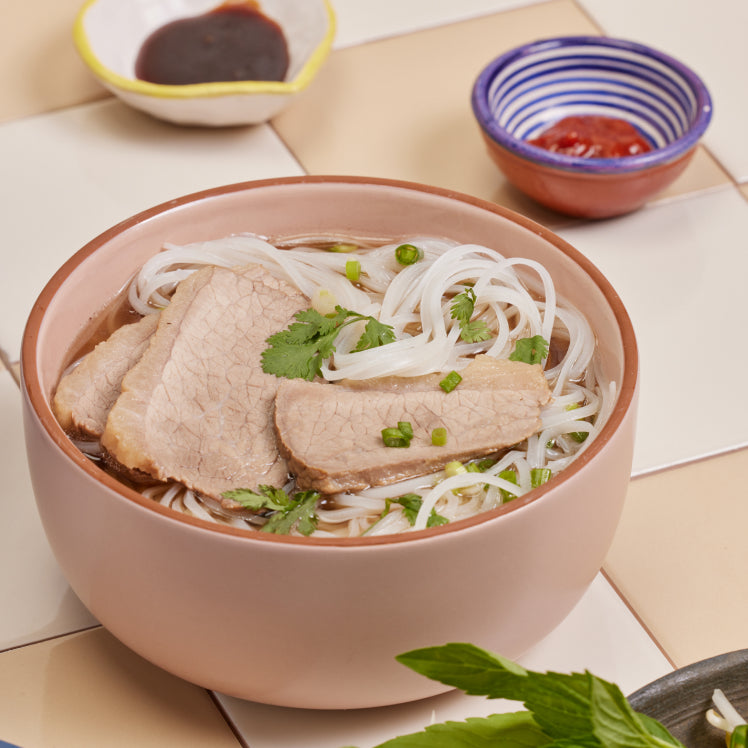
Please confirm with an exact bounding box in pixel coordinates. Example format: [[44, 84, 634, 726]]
[[135, 1, 289, 85], [527, 115, 653, 158]]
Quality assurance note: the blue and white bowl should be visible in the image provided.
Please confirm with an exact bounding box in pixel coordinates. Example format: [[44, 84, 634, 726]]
[[472, 36, 713, 218]]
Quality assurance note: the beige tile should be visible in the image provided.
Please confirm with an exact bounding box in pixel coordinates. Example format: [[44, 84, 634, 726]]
[[273, 0, 601, 227], [0, 628, 239, 748], [1, 1, 108, 123], [655, 145, 732, 203], [272, 0, 725, 227], [604, 450, 748, 667]]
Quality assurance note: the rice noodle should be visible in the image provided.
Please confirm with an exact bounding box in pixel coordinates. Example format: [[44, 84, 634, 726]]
[[119, 233, 616, 537]]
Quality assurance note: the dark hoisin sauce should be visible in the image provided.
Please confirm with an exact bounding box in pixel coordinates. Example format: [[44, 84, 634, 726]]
[[135, 2, 289, 85]]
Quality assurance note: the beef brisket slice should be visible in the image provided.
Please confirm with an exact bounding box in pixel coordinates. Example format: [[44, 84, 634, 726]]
[[274, 356, 552, 493], [102, 264, 307, 499], [53, 312, 159, 438]]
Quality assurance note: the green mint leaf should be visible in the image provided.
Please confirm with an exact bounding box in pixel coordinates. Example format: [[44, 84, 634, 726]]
[[509, 335, 549, 365], [261, 491, 319, 536], [396, 643, 530, 699], [588, 676, 685, 748], [450, 288, 477, 326], [351, 317, 396, 352], [369, 712, 550, 748], [459, 319, 492, 343]]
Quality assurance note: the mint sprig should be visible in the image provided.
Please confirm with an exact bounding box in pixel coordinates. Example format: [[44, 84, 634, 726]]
[[346, 643, 685, 748]]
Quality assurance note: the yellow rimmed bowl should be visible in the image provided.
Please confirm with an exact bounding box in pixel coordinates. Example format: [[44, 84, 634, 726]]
[[73, 0, 336, 126]]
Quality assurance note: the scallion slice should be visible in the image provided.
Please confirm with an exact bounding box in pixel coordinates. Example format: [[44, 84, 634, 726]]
[[397, 421, 414, 440], [431, 427, 447, 446], [381, 427, 410, 448], [395, 243, 423, 265], [345, 259, 361, 283], [439, 370, 462, 393], [531, 467, 552, 488]]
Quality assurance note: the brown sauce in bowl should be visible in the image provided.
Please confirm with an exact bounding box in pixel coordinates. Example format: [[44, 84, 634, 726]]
[[135, 1, 289, 85]]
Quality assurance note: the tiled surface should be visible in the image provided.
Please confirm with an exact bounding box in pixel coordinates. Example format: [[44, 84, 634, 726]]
[[2, 0, 747, 745]]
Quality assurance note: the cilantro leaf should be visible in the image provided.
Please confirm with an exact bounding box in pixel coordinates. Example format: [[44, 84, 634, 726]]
[[509, 335, 549, 365], [450, 288, 492, 344], [351, 317, 397, 352], [262, 305, 395, 380], [261, 490, 320, 536], [459, 319, 492, 343], [451, 287, 478, 325], [368, 712, 551, 747], [221, 485, 290, 512]]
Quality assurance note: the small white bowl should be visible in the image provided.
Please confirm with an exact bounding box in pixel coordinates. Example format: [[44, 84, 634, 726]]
[[73, 0, 336, 126]]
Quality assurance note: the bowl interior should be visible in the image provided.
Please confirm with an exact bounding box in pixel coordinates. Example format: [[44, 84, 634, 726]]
[[23, 176, 637, 544], [473, 36, 712, 172], [77, 0, 333, 90]]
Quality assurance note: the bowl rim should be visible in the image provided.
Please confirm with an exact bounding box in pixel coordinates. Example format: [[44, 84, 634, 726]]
[[72, 0, 336, 99], [21, 175, 639, 548], [471, 35, 713, 175]]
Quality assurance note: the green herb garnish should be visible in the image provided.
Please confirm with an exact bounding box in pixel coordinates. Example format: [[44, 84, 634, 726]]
[[498, 469, 519, 501], [394, 243, 424, 265], [450, 288, 492, 343], [509, 335, 549, 365], [261, 306, 395, 381], [439, 370, 462, 393], [431, 427, 447, 446], [382, 424, 412, 447], [345, 259, 361, 283], [222, 485, 320, 536], [353, 643, 686, 748], [379, 493, 448, 529], [530, 467, 552, 488]]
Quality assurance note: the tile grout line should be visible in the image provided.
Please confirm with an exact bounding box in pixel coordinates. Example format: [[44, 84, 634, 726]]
[[0, 623, 103, 657], [208, 692, 253, 748], [600, 567, 677, 671]]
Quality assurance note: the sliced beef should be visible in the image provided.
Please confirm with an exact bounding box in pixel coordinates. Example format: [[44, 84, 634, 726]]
[[102, 264, 307, 499], [274, 356, 552, 493], [53, 312, 159, 438]]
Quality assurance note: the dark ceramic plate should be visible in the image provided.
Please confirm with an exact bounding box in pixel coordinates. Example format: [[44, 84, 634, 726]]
[[628, 650, 748, 746]]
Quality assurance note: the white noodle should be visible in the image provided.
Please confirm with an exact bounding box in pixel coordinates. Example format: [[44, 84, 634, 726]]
[[118, 233, 616, 537]]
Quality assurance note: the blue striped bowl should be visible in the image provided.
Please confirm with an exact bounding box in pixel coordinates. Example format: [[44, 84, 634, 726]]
[[472, 36, 712, 217]]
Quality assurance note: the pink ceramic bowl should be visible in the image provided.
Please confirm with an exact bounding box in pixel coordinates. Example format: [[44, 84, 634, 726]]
[[472, 36, 713, 219], [21, 176, 638, 709]]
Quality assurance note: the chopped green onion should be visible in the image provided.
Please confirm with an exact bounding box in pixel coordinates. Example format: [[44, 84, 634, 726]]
[[326, 242, 357, 253], [381, 427, 410, 448], [397, 421, 414, 440], [565, 403, 589, 443], [444, 460, 467, 478], [477, 457, 497, 471], [431, 427, 447, 446], [395, 243, 424, 265], [531, 467, 552, 488], [345, 259, 361, 283], [498, 469, 518, 502], [439, 370, 462, 393]]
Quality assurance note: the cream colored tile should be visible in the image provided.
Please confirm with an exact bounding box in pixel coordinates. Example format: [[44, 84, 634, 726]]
[[605, 451, 748, 668], [558, 187, 748, 474], [219, 574, 672, 748], [273, 1, 724, 230], [579, 0, 748, 182], [0, 99, 305, 360], [0, 628, 239, 748], [0, 0, 108, 123], [0, 369, 98, 651], [331, 0, 555, 47]]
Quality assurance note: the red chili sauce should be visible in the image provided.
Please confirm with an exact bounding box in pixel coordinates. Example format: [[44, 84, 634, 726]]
[[135, 2, 289, 85], [527, 115, 652, 158]]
